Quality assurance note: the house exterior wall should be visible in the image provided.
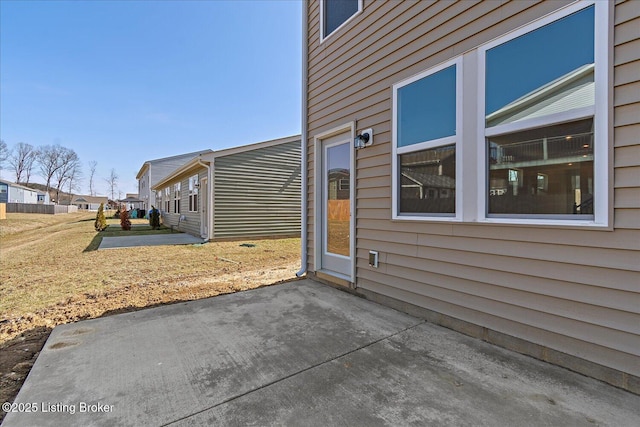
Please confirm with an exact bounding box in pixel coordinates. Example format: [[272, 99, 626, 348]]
[[138, 169, 151, 210], [3, 181, 39, 203], [158, 168, 207, 237], [304, 0, 639, 391], [137, 150, 211, 210], [213, 139, 302, 239]]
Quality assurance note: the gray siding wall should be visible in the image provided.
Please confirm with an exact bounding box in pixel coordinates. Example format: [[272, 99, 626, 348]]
[[213, 140, 301, 239], [305, 0, 640, 385]]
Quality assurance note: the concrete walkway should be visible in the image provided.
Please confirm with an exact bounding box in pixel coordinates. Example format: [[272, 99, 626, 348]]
[[98, 233, 205, 249], [3, 280, 639, 426]]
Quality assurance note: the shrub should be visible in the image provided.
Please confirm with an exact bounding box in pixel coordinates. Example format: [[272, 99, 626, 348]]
[[149, 206, 161, 230], [94, 203, 108, 231], [120, 208, 131, 231]]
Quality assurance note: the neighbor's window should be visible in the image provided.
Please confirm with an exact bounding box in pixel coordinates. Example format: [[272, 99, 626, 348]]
[[484, 5, 596, 218], [393, 60, 459, 218], [321, 0, 361, 41], [188, 175, 198, 212], [173, 183, 181, 214], [164, 187, 171, 213], [156, 191, 162, 212]]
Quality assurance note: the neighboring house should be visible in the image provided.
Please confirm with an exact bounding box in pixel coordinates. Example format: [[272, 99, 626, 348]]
[[72, 195, 108, 211], [0, 179, 39, 204], [122, 193, 144, 211], [152, 135, 301, 240], [301, 0, 639, 393], [36, 190, 51, 205], [136, 150, 212, 211]]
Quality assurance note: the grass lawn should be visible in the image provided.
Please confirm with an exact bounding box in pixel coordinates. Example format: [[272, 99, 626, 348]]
[[0, 212, 301, 342]]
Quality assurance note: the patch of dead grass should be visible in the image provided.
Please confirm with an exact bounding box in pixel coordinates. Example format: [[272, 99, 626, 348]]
[[0, 212, 301, 343]]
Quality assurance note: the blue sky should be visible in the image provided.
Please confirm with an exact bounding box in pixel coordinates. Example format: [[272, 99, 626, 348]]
[[0, 0, 302, 196]]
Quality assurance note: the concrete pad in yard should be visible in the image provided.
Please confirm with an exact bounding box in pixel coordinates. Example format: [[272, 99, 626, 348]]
[[3, 280, 639, 426], [98, 233, 205, 249]]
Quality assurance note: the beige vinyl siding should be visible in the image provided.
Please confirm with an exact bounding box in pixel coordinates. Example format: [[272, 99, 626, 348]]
[[213, 140, 301, 239], [305, 0, 640, 382]]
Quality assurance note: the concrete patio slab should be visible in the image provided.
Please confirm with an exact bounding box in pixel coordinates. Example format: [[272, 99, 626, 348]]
[[3, 280, 639, 426], [98, 233, 205, 249]]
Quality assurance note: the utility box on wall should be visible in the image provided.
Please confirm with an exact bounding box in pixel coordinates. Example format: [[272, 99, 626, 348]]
[[369, 251, 379, 268]]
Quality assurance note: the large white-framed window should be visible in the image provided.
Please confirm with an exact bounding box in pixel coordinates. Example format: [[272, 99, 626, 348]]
[[478, 1, 607, 225], [156, 190, 162, 212], [320, 0, 362, 43], [173, 183, 181, 214], [390, 1, 609, 227], [392, 57, 463, 220], [188, 175, 198, 212]]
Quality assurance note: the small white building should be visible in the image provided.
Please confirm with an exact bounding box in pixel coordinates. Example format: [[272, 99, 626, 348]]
[[0, 179, 39, 204], [72, 195, 109, 211]]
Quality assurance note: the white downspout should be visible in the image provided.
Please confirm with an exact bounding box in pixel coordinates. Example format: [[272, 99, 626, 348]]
[[197, 157, 212, 240], [296, 1, 309, 278]]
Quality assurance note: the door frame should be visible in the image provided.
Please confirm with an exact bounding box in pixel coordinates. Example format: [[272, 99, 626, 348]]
[[313, 122, 355, 283], [200, 176, 209, 239]]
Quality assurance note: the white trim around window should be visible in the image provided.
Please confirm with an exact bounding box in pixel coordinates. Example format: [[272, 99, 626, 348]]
[[392, 57, 463, 221], [319, 0, 363, 43], [390, 0, 610, 228], [476, 0, 610, 227]]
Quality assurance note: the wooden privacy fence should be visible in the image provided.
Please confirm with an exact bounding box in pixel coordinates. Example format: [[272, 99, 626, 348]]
[[328, 199, 350, 221], [5, 203, 79, 215]]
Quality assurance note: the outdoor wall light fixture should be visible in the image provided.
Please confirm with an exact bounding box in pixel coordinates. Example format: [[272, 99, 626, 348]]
[[354, 128, 373, 149]]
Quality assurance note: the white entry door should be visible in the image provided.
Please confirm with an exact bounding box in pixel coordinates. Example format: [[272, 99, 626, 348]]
[[320, 132, 353, 279]]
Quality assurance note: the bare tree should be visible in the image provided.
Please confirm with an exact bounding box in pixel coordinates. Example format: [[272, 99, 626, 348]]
[[9, 142, 37, 183], [66, 162, 83, 204], [53, 147, 80, 203], [0, 140, 8, 174], [37, 144, 65, 194], [105, 168, 118, 202], [88, 160, 98, 196]]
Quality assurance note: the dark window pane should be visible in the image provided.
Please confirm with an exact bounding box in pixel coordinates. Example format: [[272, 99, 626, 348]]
[[486, 6, 594, 120], [324, 0, 359, 37], [400, 145, 456, 215], [488, 119, 594, 216], [398, 65, 456, 147]]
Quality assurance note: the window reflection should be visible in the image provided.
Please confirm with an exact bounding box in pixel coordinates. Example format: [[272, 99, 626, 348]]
[[397, 65, 456, 147], [485, 6, 594, 120], [400, 145, 456, 215], [326, 143, 350, 256], [488, 119, 594, 215], [485, 6, 595, 218]]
